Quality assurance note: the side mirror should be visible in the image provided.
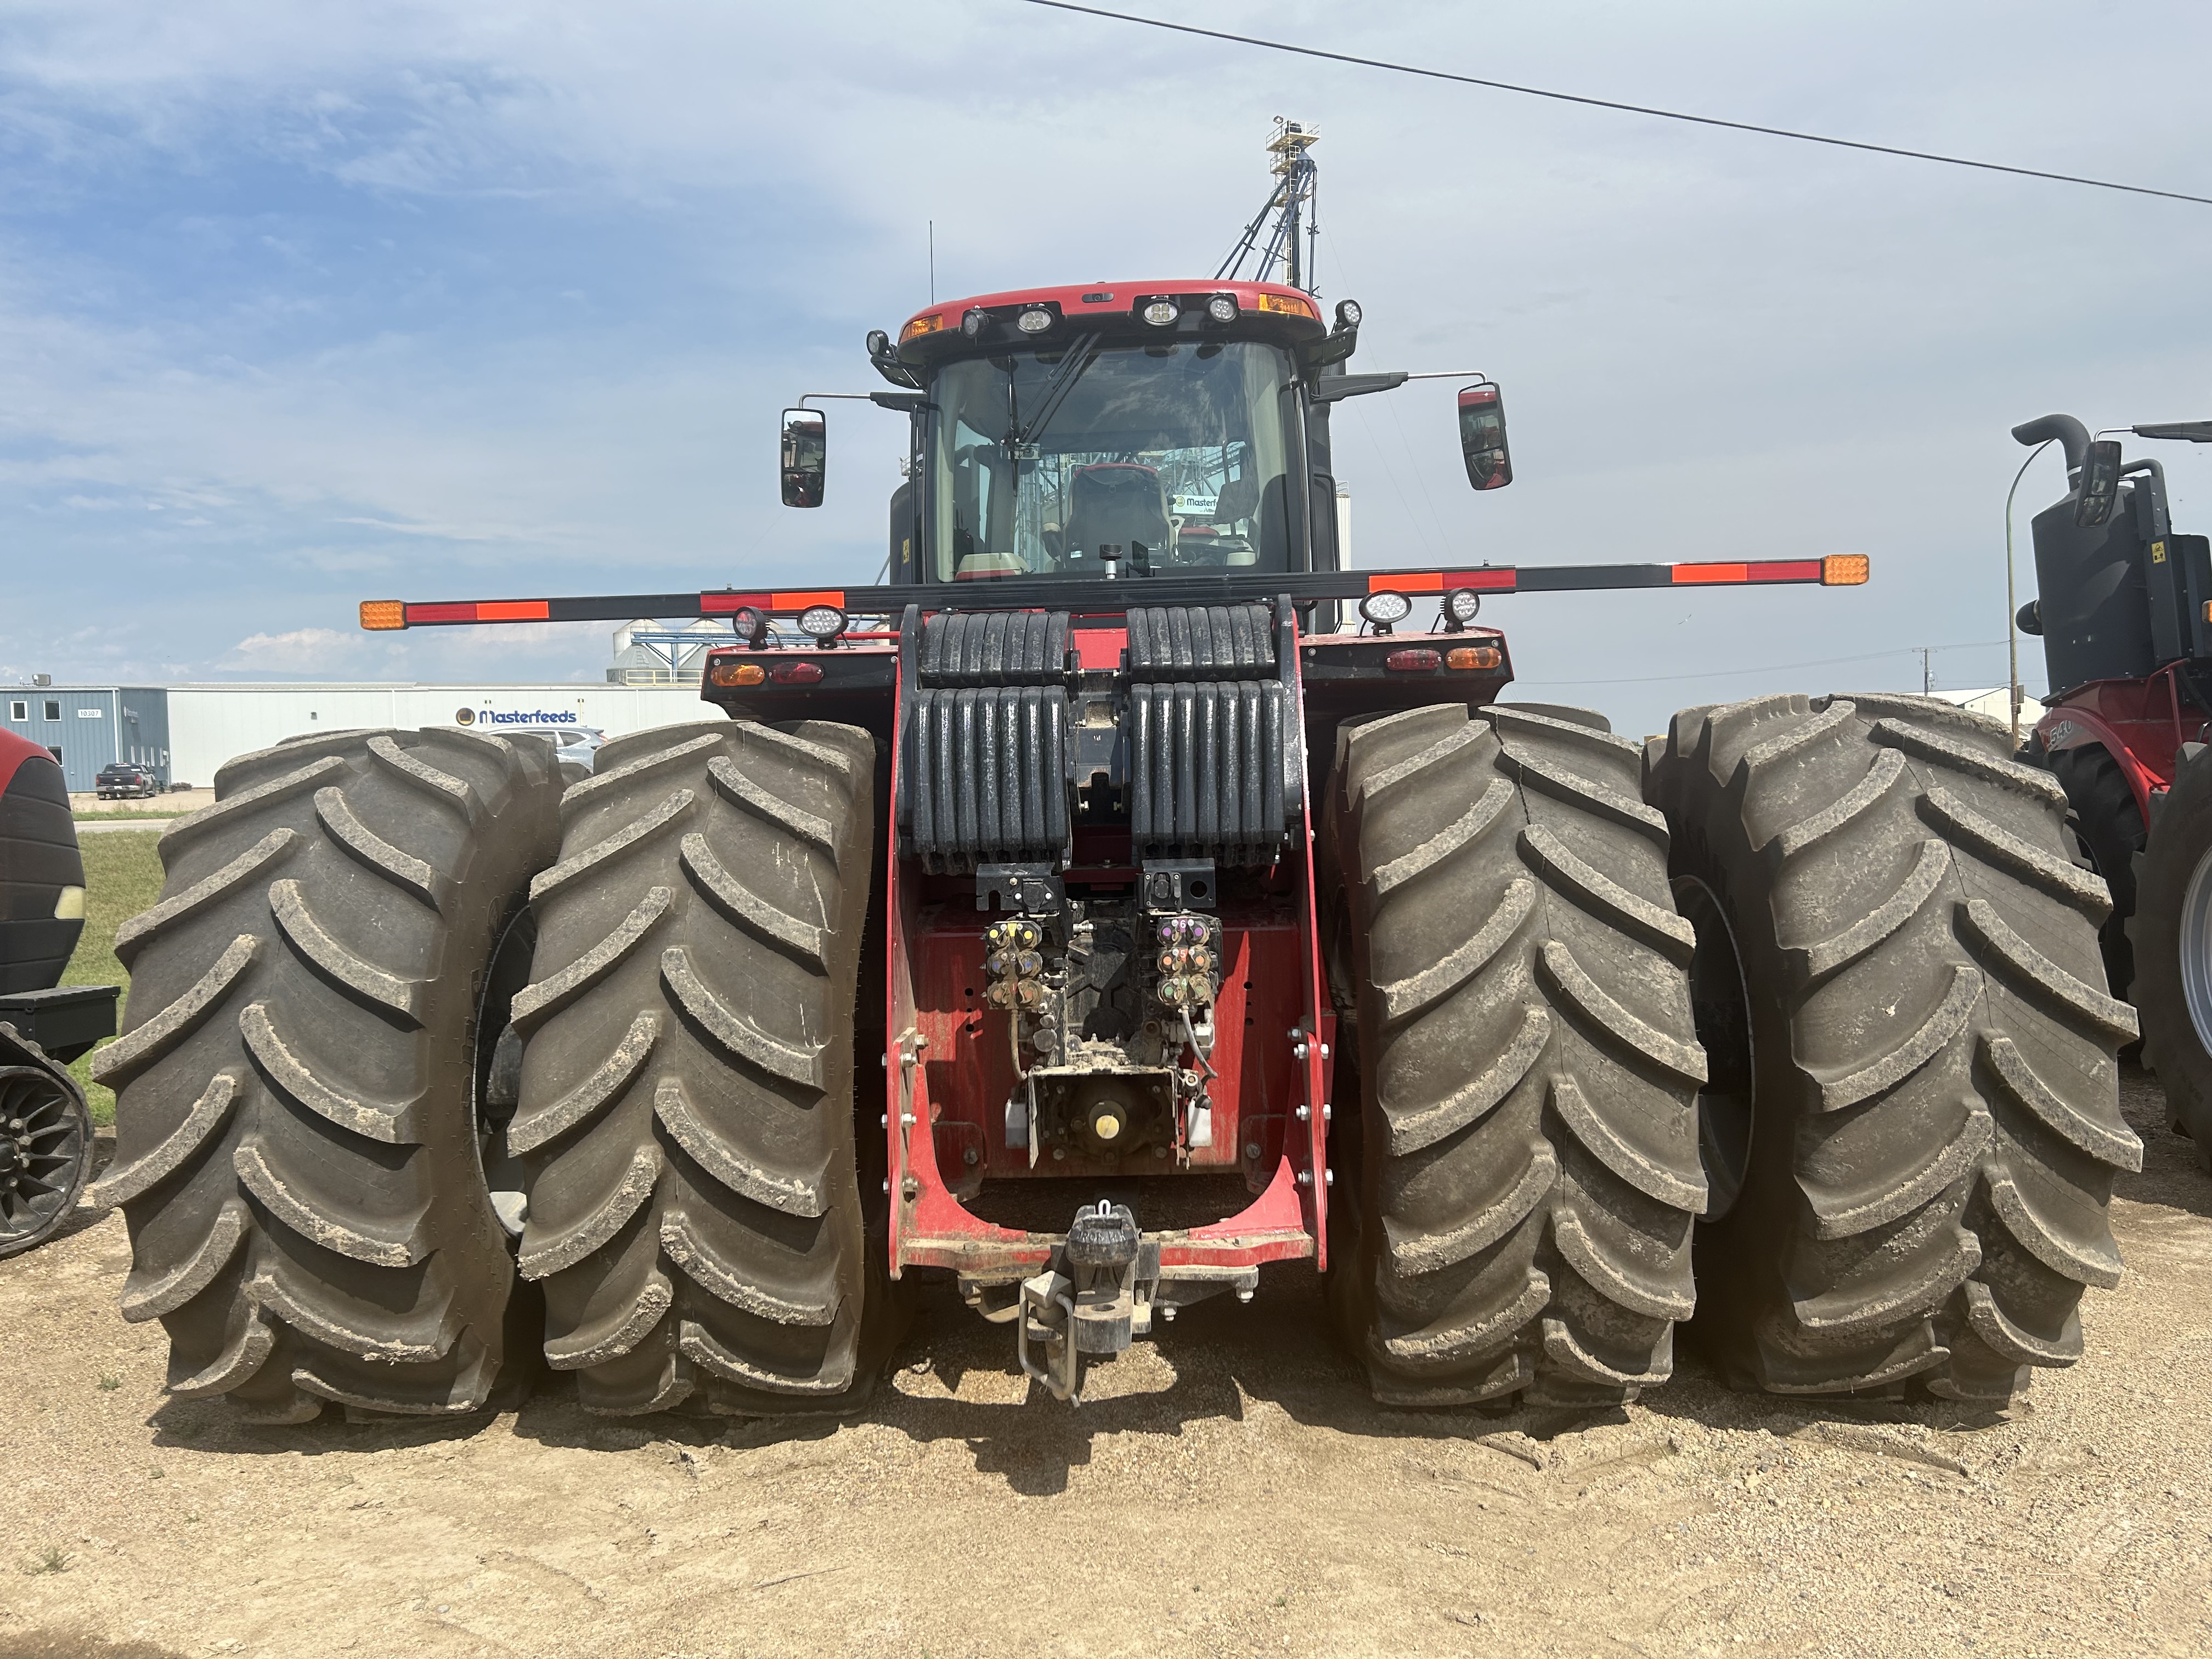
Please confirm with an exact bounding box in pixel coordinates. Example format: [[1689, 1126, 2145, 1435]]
[[780, 408, 827, 509], [1458, 382, 1513, 491], [2073, 438, 2121, 528]]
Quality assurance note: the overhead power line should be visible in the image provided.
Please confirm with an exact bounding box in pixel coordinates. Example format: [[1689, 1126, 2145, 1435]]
[[1021, 1, 2212, 208]]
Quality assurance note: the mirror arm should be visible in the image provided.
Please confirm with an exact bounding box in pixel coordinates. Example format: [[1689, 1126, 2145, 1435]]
[[1308, 369, 1491, 404], [1308, 372, 1409, 404], [797, 391, 933, 414]]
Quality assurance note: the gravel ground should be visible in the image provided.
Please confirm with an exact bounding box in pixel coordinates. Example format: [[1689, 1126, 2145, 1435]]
[[3, 1067, 2207, 1659]]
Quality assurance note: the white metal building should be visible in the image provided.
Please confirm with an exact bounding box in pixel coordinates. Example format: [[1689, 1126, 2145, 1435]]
[[1935, 686, 2046, 734], [160, 682, 712, 787]]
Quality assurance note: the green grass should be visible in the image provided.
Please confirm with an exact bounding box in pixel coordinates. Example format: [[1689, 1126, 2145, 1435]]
[[61, 830, 166, 1128], [72, 809, 191, 822]]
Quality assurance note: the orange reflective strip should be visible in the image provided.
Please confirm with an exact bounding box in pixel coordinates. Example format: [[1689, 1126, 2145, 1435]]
[[1672, 563, 1750, 585], [1372, 572, 1445, 592], [475, 600, 551, 622], [772, 589, 845, 610], [359, 600, 405, 631]]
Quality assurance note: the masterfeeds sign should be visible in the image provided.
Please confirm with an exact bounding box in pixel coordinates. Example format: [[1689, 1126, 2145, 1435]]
[[455, 707, 582, 727]]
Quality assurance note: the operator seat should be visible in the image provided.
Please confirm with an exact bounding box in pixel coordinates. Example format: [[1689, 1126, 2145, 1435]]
[[1064, 463, 1172, 569], [1211, 473, 1262, 567]]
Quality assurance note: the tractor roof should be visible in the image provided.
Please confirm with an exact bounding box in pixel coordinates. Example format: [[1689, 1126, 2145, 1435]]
[[895, 279, 1330, 359]]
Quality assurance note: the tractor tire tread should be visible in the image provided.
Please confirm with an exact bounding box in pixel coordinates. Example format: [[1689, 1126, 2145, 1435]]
[[513, 718, 878, 1417], [105, 728, 560, 1420], [1327, 702, 1705, 1408], [1648, 692, 2136, 1402]]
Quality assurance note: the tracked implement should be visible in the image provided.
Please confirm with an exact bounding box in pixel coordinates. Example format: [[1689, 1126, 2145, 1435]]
[[104, 240, 2135, 1417]]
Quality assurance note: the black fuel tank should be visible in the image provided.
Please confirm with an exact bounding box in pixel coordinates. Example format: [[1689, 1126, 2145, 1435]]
[[2028, 488, 2158, 695]]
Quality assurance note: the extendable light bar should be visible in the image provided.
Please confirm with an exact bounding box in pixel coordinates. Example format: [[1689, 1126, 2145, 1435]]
[[359, 556, 1867, 630]]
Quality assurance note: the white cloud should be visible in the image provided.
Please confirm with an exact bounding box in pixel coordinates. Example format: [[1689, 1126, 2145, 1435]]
[[226, 627, 353, 670]]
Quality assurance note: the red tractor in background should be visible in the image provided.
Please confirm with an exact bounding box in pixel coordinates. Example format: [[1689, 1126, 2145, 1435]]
[[94, 272, 2141, 1424], [2014, 413, 2212, 1165], [1, 725, 118, 1259]]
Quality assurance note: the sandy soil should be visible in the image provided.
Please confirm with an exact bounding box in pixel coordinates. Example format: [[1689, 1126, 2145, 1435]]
[[4, 1068, 2208, 1659]]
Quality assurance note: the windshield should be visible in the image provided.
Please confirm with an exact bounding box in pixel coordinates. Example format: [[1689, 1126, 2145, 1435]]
[[927, 339, 1297, 582]]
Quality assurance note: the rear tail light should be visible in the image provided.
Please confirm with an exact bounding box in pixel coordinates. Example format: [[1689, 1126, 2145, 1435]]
[[1446, 646, 1502, 670], [770, 661, 825, 684], [1384, 648, 1441, 672]]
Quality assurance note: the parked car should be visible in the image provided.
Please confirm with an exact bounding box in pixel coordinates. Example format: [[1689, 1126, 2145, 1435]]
[[93, 763, 162, 799], [493, 725, 603, 782]]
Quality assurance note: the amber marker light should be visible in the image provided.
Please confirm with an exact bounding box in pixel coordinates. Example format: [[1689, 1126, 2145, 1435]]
[[1822, 555, 1871, 586], [1446, 646, 1503, 670], [359, 600, 405, 630], [900, 313, 944, 341], [710, 660, 766, 687], [1255, 292, 1318, 319]]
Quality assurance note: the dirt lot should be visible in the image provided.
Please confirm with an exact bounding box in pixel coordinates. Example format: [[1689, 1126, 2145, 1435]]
[[3, 1069, 2208, 1659]]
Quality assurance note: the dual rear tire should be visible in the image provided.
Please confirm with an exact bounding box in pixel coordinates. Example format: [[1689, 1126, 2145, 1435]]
[[1328, 693, 2140, 1406], [105, 719, 885, 1423]]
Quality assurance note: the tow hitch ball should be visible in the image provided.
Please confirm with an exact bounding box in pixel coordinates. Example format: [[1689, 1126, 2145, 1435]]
[[1017, 1201, 1155, 1404]]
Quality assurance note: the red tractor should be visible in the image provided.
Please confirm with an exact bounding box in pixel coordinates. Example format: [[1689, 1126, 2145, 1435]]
[[1, 725, 118, 1259], [2013, 413, 2212, 1166], [95, 281, 2139, 1421]]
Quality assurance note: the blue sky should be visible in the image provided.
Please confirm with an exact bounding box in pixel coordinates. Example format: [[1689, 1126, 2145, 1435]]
[[4, 0, 2209, 735]]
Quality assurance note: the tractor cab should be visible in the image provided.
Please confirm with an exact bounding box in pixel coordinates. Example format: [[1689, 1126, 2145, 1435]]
[[781, 279, 1509, 613]]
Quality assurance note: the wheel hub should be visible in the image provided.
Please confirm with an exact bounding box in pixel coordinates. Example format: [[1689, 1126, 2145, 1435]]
[[2181, 842, 2212, 1056], [0, 1065, 88, 1247]]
